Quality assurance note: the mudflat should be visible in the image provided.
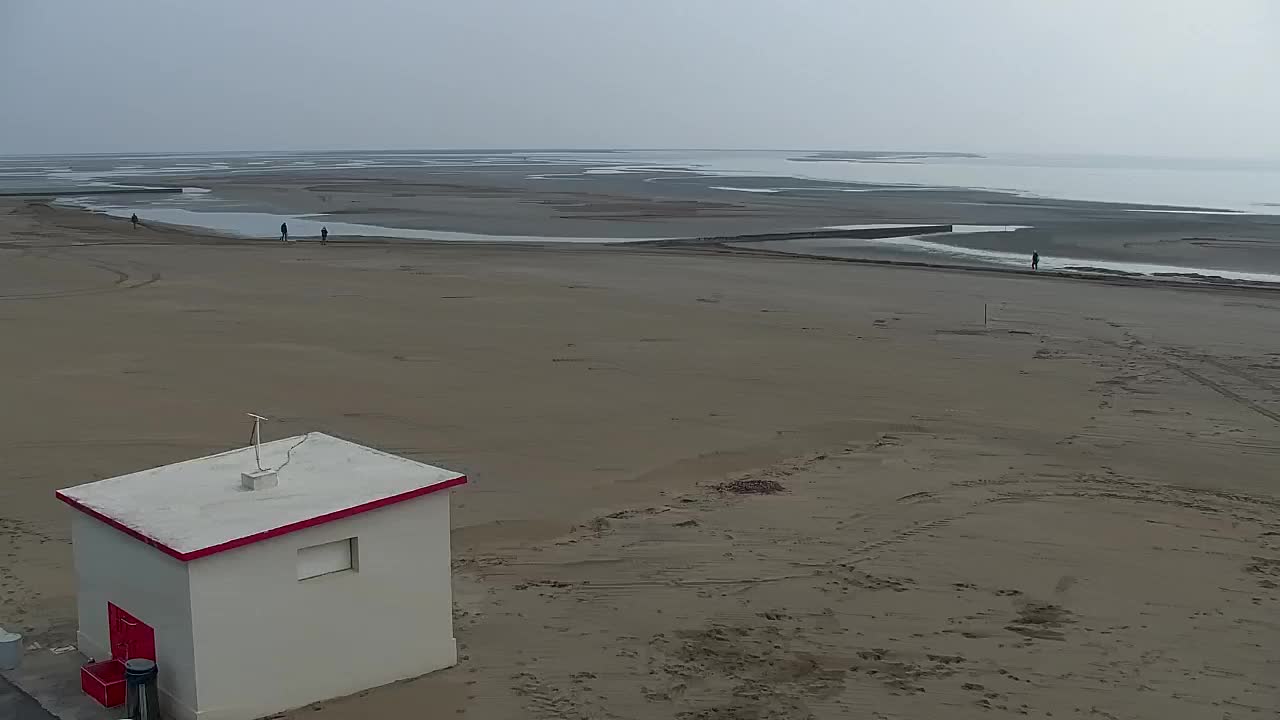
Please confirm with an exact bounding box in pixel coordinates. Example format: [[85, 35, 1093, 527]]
[[35, 154, 1280, 276], [2, 201, 1277, 718]]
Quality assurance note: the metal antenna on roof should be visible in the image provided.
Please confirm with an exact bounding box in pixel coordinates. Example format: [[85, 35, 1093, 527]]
[[247, 413, 269, 471]]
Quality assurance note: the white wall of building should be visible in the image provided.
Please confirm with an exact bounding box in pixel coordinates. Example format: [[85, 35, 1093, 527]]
[[187, 493, 456, 720], [72, 513, 199, 717]]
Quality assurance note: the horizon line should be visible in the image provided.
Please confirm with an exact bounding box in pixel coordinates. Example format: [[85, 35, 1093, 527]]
[[2, 147, 1277, 164]]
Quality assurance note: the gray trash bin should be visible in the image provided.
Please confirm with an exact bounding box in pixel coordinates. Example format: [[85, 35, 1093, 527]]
[[0, 629, 22, 670]]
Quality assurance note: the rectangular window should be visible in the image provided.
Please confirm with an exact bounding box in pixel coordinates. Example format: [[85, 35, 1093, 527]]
[[297, 537, 357, 580]]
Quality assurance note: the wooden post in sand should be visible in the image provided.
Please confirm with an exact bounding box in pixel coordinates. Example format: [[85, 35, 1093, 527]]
[[984, 302, 988, 328]]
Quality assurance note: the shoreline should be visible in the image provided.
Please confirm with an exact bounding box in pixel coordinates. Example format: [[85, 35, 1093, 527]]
[[20, 150, 1278, 283], [22, 200, 1280, 295]]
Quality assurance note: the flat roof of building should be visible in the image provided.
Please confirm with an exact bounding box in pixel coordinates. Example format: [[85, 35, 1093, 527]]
[[56, 432, 465, 562]]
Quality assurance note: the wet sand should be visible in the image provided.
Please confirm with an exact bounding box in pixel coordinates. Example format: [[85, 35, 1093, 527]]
[[2, 201, 1278, 719], [47, 158, 1280, 276]]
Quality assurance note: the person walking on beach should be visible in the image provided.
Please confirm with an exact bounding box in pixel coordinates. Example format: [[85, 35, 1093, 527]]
[[320, 226, 328, 245], [280, 222, 289, 243], [130, 213, 139, 229], [1031, 251, 1040, 271]]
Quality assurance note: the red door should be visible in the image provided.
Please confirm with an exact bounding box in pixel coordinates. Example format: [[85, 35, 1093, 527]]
[[107, 603, 155, 661]]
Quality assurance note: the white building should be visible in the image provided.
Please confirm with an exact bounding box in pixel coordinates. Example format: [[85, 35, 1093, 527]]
[[56, 432, 466, 720]]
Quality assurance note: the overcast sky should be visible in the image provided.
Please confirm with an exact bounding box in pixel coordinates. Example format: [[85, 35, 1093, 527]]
[[2, 1, 1277, 157]]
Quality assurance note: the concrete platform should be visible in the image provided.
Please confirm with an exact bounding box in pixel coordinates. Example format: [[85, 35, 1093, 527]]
[[1, 675, 56, 720], [0, 645, 117, 720]]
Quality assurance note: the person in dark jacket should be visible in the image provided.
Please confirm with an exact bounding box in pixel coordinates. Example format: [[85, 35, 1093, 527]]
[[280, 222, 289, 243]]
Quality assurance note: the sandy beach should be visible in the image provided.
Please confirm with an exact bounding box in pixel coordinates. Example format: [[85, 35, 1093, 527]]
[[2, 199, 1278, 718]]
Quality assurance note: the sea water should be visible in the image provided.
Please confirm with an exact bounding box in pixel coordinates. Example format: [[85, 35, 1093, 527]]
[[4, 149, 1279, 214]]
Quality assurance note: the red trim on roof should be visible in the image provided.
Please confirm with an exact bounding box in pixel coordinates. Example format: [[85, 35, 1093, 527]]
[[57, 494, 187, 561], [55, 474, 467, 562]]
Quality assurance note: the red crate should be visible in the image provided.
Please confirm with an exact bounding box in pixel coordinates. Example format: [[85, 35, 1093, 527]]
[[81, 659, 125, 708]]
